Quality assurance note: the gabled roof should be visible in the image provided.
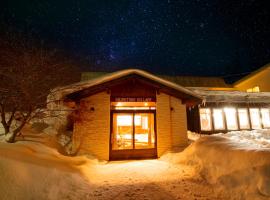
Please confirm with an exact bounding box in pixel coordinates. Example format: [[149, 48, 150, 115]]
[[51, 69, 202, 104], [234, 63, 270, 86], [82, 71, 231, 88]]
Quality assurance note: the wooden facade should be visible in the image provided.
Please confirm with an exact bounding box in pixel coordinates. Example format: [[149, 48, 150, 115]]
[[60, 70, 201, 160]]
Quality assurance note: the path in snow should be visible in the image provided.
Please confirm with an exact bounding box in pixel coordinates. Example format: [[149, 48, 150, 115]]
[[82, 160, 228, 200]]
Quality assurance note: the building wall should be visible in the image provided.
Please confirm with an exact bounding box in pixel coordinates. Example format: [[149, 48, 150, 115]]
[[234, 67, 270, 92], [72, 91, 188, 160], [170, 96, 188, 147], [156, 93, 188, 157], [73, 92, 110, 160]]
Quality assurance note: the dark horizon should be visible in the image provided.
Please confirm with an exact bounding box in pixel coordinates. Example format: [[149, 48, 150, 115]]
[[1, 0, 270, 82]]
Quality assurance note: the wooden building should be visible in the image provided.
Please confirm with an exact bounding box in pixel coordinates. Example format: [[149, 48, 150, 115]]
[[50, 69, 201, 160], [234, 63, 270, 92], [50, 67, 270, 160]]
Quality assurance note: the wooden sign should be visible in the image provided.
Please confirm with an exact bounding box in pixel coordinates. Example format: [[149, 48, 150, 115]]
[[111, 97, 155, 102]]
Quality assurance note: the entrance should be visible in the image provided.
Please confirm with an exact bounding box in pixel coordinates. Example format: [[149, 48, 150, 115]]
[[110, 110, 157, 160]]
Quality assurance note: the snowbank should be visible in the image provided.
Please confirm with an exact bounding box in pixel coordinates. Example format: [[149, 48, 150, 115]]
[[218, 129, 270, 149], [162, 133, 270, 199], [0, 142, 97, 200]]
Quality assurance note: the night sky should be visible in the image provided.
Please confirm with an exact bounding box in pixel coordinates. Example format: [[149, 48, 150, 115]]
[[1, 0, 270, 81]]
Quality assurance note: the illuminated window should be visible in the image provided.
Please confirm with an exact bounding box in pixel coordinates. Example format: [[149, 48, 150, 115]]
[[113, 114, 133, 149], [261, 108, 270, 128], [117, 115, 133, 126], [213, 109, 225, 130], [224, 108, 238, 130], [112, 113, 155, 150], [199, 108, 212, 131], [237, 108, 250, 129], [249, 108, 262, 129], [247, 86, 260, 93], [134, 113, 155, 149], [111, 102, 156, 110]]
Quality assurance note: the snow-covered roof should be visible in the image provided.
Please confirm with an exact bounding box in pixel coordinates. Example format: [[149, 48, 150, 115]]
[[51, 69, 202, 100], [189, 87, 270, 103]]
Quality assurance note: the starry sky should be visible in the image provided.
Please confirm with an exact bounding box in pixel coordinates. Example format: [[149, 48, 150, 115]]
[[1, 0, 270, 81]]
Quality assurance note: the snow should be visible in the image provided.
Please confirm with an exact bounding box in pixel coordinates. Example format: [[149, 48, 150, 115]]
[[0, 140, 226, 199], [189, 87, 270, 103], [165, 130, 270, 199], [188, 129, 270, 148], [1, 126, 270, 199], [50, 69, 202, 101]]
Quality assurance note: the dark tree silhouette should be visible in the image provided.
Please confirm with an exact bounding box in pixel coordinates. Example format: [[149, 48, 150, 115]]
[[0, 37, 80, 142]]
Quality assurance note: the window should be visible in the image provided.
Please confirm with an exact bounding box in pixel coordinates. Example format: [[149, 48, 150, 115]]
[[238, 108, 250, 129], [213, 109, 225, 130], [247, 86, 260, 93], [112, 113, 155, 150], [111, 102, 156, 110], [199, 108, 212, 131], [249, 108, 262, 129], [261, 108, 270, 128], [224, 108, 238, 130]]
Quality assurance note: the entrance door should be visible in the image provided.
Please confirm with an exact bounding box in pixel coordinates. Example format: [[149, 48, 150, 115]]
[[110, 111, 157, 160]]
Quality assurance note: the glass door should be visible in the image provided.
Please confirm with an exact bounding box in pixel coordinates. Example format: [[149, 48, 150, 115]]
[[111, 111, 156, 160], [134, 113, 155, 149], [112, 113, 133, 150]]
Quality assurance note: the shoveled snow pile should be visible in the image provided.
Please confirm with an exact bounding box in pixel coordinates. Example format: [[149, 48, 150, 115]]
[[163, 131, 270, 200], [0, 142, 97, 200]]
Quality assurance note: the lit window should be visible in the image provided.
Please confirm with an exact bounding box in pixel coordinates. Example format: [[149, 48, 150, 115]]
[[199, 108, 212, 131], [213, 109, 225, 130], [224, 108, 238, 130], [249, 108, 262, 129], [261, 108, 270, 128], [247, 86, 260, 93], [238, 108, 250, 129], [117, 115, 132, 126]]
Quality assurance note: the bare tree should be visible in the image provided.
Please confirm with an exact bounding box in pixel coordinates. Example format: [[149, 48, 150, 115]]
[[0, 37, 80, 142]]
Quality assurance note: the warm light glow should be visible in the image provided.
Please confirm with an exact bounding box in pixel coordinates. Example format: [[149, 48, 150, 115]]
[[238, 108, 250, 129], [111, 102, 156, 110], [249, 108, 262, 129], [135, 115, 142, 126], [213, 109, 225, 130], [247, 86, 260, 93], [261, 108, 270, 128], [112, 113, 155, 150], [224, 108, 238, 130], [116, 102, 122, 106], [199, 108, 212, 131], [117, 115, 132, 126], [114, 106, 155, 110]]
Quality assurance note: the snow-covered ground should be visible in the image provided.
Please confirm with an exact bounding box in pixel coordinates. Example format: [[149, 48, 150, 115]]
[[0, 128, 270, 199], [0, 141, 227, 200]]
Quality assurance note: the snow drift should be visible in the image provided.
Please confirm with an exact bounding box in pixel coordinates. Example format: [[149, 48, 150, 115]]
[[163, 133, 270, 199], [0, 142, 97, 200]]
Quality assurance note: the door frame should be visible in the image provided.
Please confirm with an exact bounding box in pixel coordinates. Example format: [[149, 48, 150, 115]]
[[109, 110, 157, 160]]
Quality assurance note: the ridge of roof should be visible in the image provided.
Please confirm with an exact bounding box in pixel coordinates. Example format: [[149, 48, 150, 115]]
[[52, 69, 202, 100], [81, 71, 231, 87]]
